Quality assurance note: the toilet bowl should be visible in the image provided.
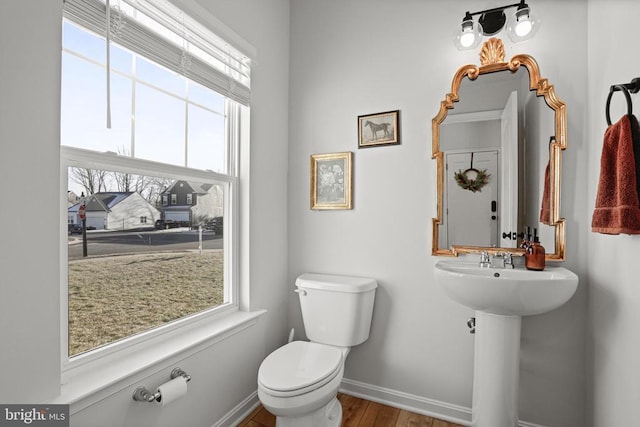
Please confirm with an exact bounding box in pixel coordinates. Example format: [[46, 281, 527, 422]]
[[258, 341, 347, 426], [257, 273, 377, 427]]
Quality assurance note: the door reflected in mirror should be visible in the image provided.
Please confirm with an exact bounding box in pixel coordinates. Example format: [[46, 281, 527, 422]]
[[432, 38, 566, 260]]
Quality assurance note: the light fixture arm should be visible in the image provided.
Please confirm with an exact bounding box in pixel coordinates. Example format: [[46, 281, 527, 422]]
[[464, 1, 526, 19]]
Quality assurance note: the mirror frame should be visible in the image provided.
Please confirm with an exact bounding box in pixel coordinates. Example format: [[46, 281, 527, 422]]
[[432, 38, 566, 261]]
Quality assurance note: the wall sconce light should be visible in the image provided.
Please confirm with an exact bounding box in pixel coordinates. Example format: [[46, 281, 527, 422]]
[[453, 0, 540, 51]]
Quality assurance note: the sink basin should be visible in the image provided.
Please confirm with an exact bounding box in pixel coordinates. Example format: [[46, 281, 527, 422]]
[[434, 260, 578, 316]]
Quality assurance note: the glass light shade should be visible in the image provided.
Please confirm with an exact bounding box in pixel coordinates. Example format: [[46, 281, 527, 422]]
[[506, 6, 540, 42], [453, 20, 483, 51]]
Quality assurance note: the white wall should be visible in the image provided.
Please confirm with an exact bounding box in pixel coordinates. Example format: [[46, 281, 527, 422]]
[[0, 1, 291, 426], [0, 1, 62, 403], [587, 0, 640, 425], [288, 1, 588, 425], [440, 120, 501, 152]]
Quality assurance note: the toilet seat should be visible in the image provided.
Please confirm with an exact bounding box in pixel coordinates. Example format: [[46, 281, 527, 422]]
[[258, 341, 343, 398]]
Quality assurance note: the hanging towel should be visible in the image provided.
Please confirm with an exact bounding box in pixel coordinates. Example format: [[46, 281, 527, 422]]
[[632, 113, 640, 204], [539, 160, 551, 225], [592, 114, 640, 234]]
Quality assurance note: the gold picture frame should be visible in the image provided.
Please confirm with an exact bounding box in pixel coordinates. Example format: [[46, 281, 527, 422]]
[[358, 110, 400, 148], [310, 151, 353, 210]]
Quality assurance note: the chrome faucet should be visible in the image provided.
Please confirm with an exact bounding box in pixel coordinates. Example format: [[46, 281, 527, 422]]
[[479, 251, 515, 269], [479, 251, 491, 268], [504, 253, 514, 269]]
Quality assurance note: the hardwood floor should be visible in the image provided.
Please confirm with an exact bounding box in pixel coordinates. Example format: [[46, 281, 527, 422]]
[[237, 393, 465, 427]]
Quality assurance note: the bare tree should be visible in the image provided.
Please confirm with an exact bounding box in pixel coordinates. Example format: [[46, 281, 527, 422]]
[[109, 146, 167, 203], [71, 145, 173, 207], [112, 146, 135, 192], [70, 167, 107, 195], [143, 176, 173, 206]]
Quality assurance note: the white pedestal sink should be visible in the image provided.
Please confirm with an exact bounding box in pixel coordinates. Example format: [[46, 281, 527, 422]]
[[434, 260, 578, 427]]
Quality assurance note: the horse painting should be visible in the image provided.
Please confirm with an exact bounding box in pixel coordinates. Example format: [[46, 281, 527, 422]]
[[364, 120, 392, 141], [358, 110, 400, 147]]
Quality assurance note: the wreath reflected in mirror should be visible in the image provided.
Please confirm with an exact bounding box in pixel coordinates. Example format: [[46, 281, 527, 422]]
[[453, 153, 490, 193], [454, 168, 490, 193]]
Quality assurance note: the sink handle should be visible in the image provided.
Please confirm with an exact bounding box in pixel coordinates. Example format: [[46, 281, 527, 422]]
[[479, 251, 491, 268]]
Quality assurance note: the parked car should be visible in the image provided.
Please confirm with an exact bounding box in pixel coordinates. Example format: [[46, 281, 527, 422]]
[[204, 216, 223, 235], [155, 219, 189, 229], [68, 224, 82, 235], [68, 224, 95, 234]]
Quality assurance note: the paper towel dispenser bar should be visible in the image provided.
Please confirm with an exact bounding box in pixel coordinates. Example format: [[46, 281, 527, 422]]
[[132, 367, 191, 403]]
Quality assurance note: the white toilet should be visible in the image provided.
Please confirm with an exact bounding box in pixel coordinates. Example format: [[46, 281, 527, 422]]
[[257, 273, 377, 427]]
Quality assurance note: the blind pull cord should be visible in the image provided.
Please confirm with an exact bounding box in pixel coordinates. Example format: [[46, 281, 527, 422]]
[[106, 0, 112, 129]]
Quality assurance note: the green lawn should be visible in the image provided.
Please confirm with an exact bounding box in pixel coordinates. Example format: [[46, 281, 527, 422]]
[[68, 251, 224, 356]]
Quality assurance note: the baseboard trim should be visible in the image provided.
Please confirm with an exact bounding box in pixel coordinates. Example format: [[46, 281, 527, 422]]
[[518, 421, 547, 427], [339, 378, 472, 426], [212, 390, 260, 427], [339, 378, 547, 427], [218, 380, 549, 427]]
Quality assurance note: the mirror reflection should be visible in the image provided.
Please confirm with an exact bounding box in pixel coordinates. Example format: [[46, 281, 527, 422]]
[[432, 38, 566, 260]]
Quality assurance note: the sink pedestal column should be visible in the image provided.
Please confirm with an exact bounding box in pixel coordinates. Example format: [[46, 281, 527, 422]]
[[472, 311, 521, 427]]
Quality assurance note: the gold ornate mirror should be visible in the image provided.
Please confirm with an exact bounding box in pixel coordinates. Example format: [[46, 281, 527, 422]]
[[432, 38, 566, 260]]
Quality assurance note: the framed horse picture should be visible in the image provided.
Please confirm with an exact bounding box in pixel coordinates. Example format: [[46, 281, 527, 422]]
[[357, 110, 400, 148], [310, 151, 353, 210]]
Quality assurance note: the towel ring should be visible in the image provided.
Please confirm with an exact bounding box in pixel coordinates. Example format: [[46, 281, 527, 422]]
[[606, 84, 633, 126]]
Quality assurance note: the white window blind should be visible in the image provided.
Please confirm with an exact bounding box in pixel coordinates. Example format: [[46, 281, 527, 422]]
[[63, 0, 251, 106]]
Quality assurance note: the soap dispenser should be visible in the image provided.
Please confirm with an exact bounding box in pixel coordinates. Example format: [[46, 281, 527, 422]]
[[525, 228, 545, 271]]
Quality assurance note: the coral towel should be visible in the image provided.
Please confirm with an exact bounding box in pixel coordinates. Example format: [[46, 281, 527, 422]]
[[592, 114, 640, 234], [539, 160, 551, 225]]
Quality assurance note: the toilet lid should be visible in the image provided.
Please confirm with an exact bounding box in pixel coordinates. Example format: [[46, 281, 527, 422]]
[[258, 341, 343, 393]]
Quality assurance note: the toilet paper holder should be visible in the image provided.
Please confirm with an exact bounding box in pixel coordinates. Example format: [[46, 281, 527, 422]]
[[132, 367, 191, 403]]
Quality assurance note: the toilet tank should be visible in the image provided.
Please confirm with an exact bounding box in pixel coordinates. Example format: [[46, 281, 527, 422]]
[[296, 273, 377, 347]]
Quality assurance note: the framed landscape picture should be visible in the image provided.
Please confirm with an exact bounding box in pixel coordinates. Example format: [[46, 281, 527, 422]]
[[358, 110, 400, 148], [310, 151, 353, 210]]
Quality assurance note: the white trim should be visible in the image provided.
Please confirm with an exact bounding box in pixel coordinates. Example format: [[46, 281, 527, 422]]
[[443, 109, 502, 124], [443, 148, 501, 156], [339, 378, 549, 427], [339, 378, 471, 425], [212, 391, 260, 427], [519, 421, 548, 427], [61, 146, 234, 185], [52, 309, 266, 414]]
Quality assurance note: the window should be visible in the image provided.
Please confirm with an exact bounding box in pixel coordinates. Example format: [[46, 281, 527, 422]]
[[61, 0, 250, 360]]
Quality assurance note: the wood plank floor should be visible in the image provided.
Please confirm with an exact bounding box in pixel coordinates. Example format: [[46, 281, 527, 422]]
[[237, 393, 465, 427]]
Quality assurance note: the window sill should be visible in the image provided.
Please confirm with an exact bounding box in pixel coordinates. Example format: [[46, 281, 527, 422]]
[[52, 309, 266, 413]]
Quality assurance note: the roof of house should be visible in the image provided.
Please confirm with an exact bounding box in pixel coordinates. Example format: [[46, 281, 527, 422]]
[[68, 192, 136, 212], [163, 180, 213, 195]]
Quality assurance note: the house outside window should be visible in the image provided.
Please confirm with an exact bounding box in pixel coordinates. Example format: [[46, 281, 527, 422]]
[[61, 0, 250, 361]]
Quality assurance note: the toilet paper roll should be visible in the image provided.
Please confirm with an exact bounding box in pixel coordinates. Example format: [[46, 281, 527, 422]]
[[155, 376, 188, 407]]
